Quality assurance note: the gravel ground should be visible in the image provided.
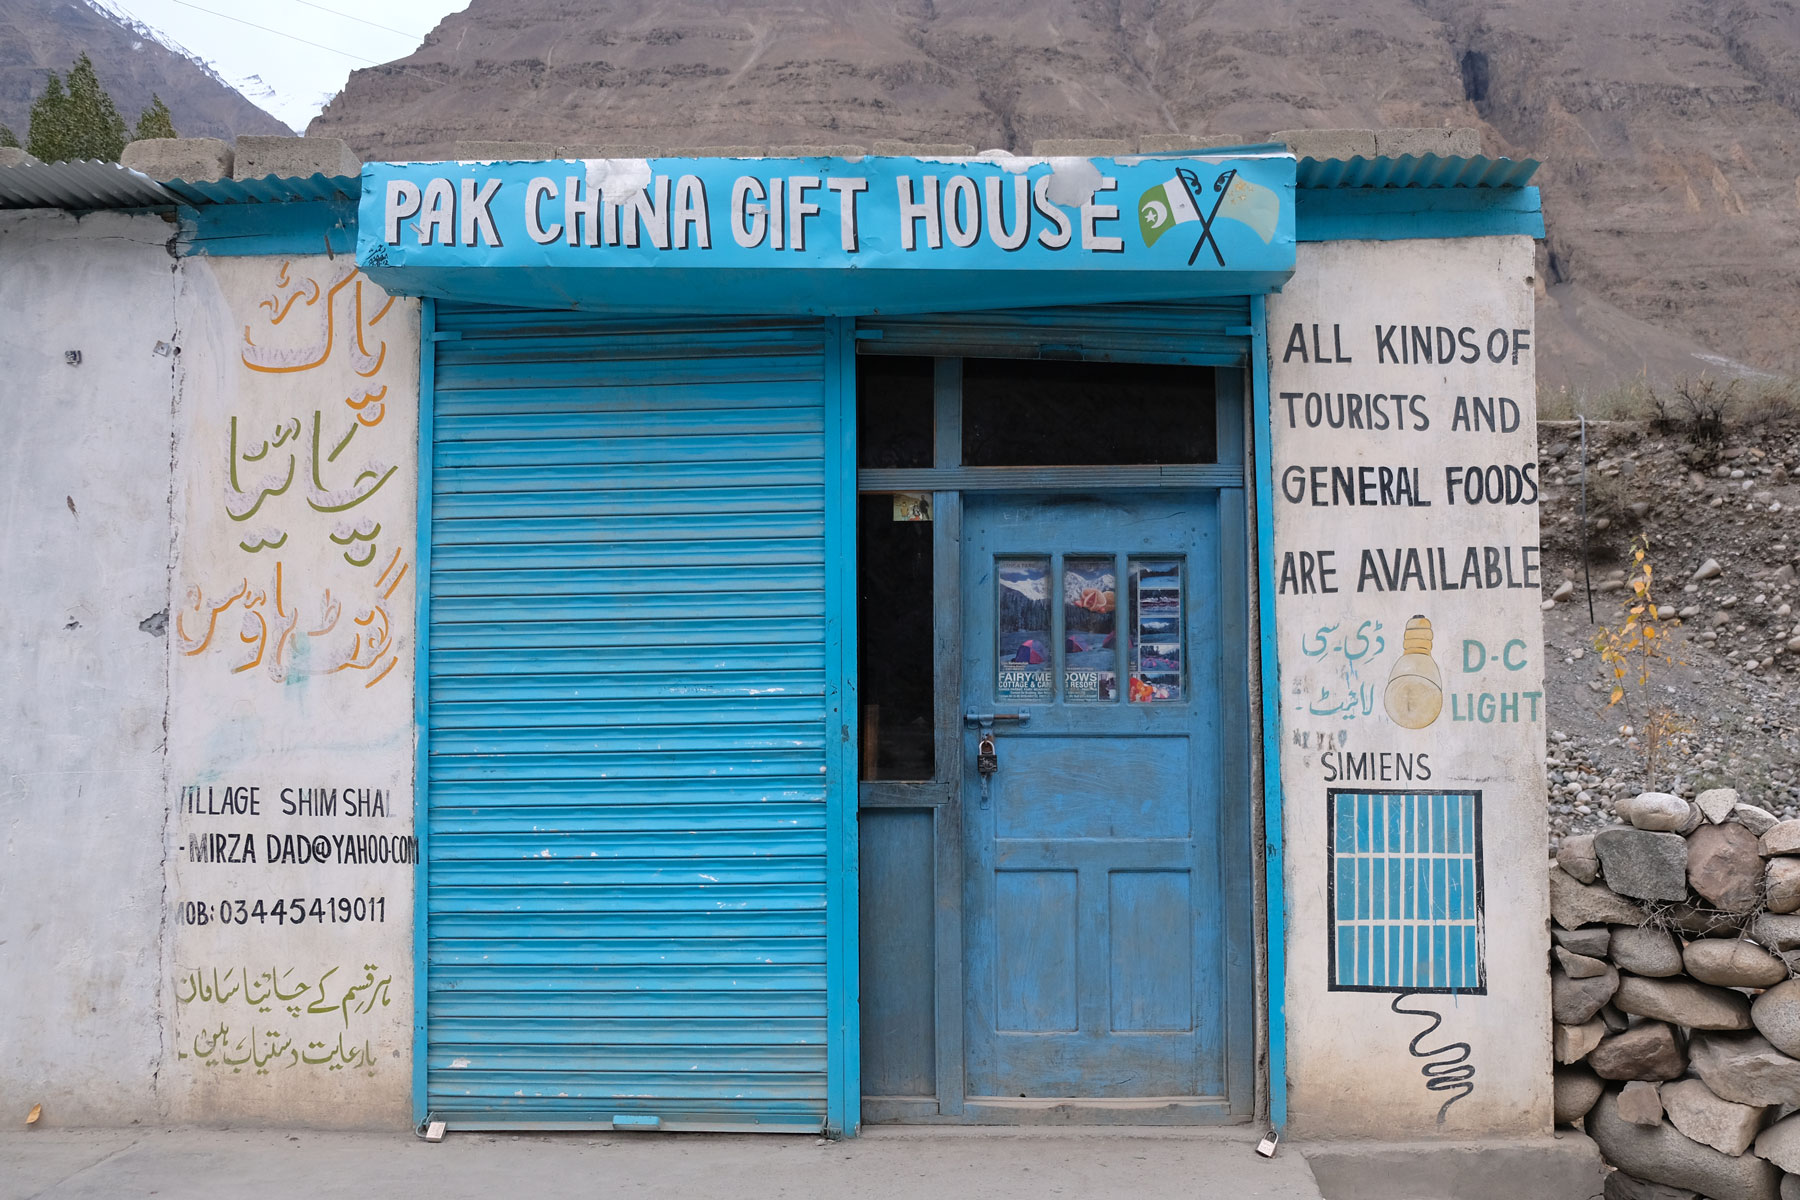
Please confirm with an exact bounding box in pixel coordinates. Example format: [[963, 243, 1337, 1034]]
[[1539, 417, 1800, 851]]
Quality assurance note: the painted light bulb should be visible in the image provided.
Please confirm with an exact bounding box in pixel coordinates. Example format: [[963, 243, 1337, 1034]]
[[1384, 615, 1443, 730]]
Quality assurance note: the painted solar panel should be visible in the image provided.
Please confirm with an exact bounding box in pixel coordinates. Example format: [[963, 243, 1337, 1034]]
[[1327, 789, 1484, 994]]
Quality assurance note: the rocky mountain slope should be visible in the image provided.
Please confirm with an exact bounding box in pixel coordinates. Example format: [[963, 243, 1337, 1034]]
[[0, 0, 291, 143], [306, 0, 1800, 395], [297, 2, 1800, 832], [1541, 410, 1800, 852]]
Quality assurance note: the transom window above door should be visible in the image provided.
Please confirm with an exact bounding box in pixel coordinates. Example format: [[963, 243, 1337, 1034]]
[[857, 356, 1221, 473], [962, 359, 1217, 466]]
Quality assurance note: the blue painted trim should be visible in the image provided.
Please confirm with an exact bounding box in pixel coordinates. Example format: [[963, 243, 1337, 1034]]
[[410, 297, 436, 1130], [169, 184, 1539, 262], [1295, 186, 1543, 242], [1250, 293, 1288, 1130], [175, 199, 358, 257], [822, 315, 861, 1136]]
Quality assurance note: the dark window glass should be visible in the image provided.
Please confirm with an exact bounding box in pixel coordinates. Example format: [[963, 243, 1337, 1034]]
[[961, 359, 1216, 466], [857, 355, 935, 469], [857, 494, 935, 780]]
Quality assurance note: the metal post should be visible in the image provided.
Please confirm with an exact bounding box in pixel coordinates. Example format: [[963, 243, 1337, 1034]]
[[1580, 415, 1594, 624]]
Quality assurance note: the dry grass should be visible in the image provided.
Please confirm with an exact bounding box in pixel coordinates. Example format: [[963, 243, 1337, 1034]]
[[1540, 374, 1800, 429]]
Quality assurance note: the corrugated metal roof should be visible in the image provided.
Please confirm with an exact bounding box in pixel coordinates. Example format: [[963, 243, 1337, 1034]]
[[0, 159, 175, 210], [1298, 153, 1538, 189], [1, 153, 1534, 213], [0, 161, 357, 210], [160, 173, 359, 205]]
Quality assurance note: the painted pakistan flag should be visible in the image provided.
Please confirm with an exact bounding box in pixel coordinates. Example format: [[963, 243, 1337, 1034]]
[[1138, 167, 1282, 265]]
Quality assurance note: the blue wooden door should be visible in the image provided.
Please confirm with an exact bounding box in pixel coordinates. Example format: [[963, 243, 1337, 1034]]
[[962, 493, 1226, 1101]]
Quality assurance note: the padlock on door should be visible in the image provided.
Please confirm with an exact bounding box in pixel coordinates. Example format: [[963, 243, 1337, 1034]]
[[977, 735, 998, 778]]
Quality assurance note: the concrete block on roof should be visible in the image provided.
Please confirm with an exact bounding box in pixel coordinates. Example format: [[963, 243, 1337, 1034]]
[[1271, 128, 1379, 160], [1030, 138, 1135, 157], [0, 147, 38, 167], [1137, 134, 1253, 154], [452, 140, 558, 160], [1374, 126, 1484, 158], [568, 145, 662, 158], [665, 145, 765, 157], [233, 135, 359, 180], [872, 141, 975, 156], [453, 140, 669, 160], [120, 137, 231, 182], [770, 144, 867, 157]]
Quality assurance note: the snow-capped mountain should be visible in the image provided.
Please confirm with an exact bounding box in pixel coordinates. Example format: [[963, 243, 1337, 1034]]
[[0, 0, 293, 142], [82, 0, 301, 131]]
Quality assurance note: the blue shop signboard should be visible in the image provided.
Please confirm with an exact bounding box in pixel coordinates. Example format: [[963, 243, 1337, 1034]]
[[357, 153, 1296, 314]]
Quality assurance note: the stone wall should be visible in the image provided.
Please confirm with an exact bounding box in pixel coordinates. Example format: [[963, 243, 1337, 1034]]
[[1553, 789, 1800, 1200]]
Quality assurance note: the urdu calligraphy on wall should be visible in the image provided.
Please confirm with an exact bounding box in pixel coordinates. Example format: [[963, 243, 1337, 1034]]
[[175, 962, 395, 1074], [175, 262, 408, 689]]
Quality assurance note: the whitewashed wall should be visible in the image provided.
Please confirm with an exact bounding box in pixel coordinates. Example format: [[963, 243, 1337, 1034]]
[[1268, 236, 1549, 1136], [0, 216, 419, 1128], [166, 255, 419, 1125], [0, 211, 177, 1124]]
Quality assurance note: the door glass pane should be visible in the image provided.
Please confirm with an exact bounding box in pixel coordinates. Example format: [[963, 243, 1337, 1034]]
[[996, 556, 1052, 703], [1062, 557, 1117, 703], [857, 355, 935, 469], [1128, 558, 1184, 703], [961, 359, 1216, 466], [857, 494, 934, 779]]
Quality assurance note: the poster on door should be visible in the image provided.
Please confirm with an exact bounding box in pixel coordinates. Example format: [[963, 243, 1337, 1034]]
[[996, 557, 1052, 702], [1129, 558, 1184, 703], [1063, 558, 1118, 702]]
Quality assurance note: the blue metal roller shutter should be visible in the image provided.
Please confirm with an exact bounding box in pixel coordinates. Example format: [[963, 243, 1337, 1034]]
[[425, 307, 830, 1130]]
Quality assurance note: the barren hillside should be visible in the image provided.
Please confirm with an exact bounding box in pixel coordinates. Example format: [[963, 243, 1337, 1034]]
[[1539, 406, 1800, 847], [307, 0, 1800, 396]]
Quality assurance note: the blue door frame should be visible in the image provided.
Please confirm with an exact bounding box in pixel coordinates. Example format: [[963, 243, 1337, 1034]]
[[822, 317, 861, 1134], [410, 301, 1288, 1137], [853, 317, 1266, 1128]]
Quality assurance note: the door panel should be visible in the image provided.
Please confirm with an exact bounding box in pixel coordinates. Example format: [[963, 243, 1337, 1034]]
[[994, 872, 1080, 1032], [994, 737, 1190, 839], [858, 808, 937, 1097], [1109, 872, 1194, 1032], [962, 493, 1224, 1102]]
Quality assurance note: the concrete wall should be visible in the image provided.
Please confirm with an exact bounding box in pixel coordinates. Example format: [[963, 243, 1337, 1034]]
[[0, 212, 419, 1128], [165, 256, 419, 1125], [0, 210, 178, 1124], [1268, 236, 1549, 1136]]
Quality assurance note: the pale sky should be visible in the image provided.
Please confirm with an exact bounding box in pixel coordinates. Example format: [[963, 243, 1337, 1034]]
[[90, 0, 471, 131]]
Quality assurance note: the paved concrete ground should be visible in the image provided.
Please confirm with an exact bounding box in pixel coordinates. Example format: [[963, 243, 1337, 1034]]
[[1, 1126, 1325, 1200]]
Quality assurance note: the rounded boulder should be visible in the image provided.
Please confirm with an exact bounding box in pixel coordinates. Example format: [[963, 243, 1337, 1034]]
[[1684, 938, 1791, 988], [1752, 979, 1800, 1057]]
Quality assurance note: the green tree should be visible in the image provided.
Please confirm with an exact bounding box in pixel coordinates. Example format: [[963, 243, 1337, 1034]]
[[24, 73, 69, 159], [26, 54, 127, 162], [0, 125, 18, 148], [133, 93, 176, 141]]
